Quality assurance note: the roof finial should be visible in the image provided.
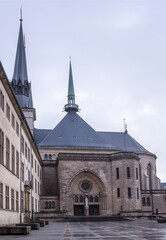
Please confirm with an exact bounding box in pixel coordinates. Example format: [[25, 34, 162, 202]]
[[123, 118, 128, 133], [20, 7, 23, 22], [64, 60, 79, 112]]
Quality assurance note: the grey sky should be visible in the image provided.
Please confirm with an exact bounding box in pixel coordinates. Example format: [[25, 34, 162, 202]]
[[1, 0, 166, 181]]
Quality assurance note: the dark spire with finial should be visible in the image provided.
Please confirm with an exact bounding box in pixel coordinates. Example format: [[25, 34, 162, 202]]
[[11, 9, 33, 109], [64, 59, 79, 112]]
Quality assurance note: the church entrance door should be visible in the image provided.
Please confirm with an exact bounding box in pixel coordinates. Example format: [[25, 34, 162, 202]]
[[89, 205, 99, 215], [74, 205, 84, 216]]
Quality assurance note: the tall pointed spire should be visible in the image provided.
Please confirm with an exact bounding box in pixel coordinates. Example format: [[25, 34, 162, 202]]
[[64, 60, 79, 112], [11, 14, 33, 109]]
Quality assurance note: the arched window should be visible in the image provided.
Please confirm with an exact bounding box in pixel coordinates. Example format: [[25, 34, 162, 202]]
[[49, 154, 52, 160], [147, 163, 152, 190], [89, 196, 93, 202], [44, 154, 48, 160], [147, 197, 151, 206], [80, 195, 84, 202], [74, 195, 78, 202], [45, 201, 48, 209], [51, 201, 55, 208], [48, 201, 51, 208], [94, 196, 99, 202]]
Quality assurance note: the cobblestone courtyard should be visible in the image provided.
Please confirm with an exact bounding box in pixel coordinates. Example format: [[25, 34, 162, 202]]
[[1, 220, 166, 240]]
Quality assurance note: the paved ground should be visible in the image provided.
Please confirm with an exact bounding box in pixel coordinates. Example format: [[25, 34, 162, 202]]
[[1, 220, 166, 240]]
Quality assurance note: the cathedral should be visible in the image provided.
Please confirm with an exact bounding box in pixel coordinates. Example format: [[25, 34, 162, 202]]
[[0, 18, 166, 225]]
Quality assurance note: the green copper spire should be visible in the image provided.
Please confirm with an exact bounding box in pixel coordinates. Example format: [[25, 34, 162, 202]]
[[64, 60, 79, 112]]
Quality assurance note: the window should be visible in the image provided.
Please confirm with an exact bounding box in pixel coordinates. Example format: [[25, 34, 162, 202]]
[[44, 154, 48, 160], [6, 137, 10, 169], [16, 191, 19, 211], [11, 189, 14, 210], [21, 162, 24, 182], [127, 167, 130, 179], [128, 187, 131, 198], [49, 154, 52, 160], [16, 121, 19, 136], [147, 164, 152, 190], [35, 160, 37, 173], [32, 197, 34, 210], [35, 198, 37, 212], [142, 197, 146, 206], [0, 90, 4, 111], [147, 197, 151, 206], [16, 151, 19, 178], [21, 191, 24, 212], [0, 183, 3, 208], [6, 103, 10, 121], [38, 182, 39, 195], [31, 154, 33, 168], [35, 179, 37, 193], [5, 186, 9, 209], [0, 129, 4, 164], [74, 195, 78, 202], [137, 188, 139, 199], [80, 195, 84, 202], [116, 168, 119, 179], [136, 168, 138, 180], [11, 113, 15, 129], [117, 188, 120, 198], [21, 136, 24, 154], [28, 170, 30, 181], [89, 196, 93, 202], [31, 175, 34, 190], [11, 145, 15, 174], [25, 142, 27, 159], [94, 196, 99, 202], [38, 165, 39, 177], [28, 148, 30, 163]]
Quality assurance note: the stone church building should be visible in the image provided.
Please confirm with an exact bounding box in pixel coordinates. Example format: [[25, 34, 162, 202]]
[[0, 18, 166, 224]]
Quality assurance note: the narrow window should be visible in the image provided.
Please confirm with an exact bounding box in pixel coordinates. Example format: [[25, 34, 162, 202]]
[[16, 121, 19, 136], [16, 191, 19, 211], [0, 129, 4, 164], [147, 164, 152, 190], [11, 189, 14, 211], [137, 188, 139, 199], [16, 151, 19, 178], [28, 148, 30, 163], [147, 197, 151, 206], [21, 136, 24, 154], [31, 154, 33, 168], [49, 154, 52, 160], [128, 187, 131, 198], [117, 188, 120, 198], [0, 183, 3, 208], [51, 201, 55, 208], [6, 137, 10, 169], [35, 179, 37, 193], [95, 196, 99, 202], [25, 142, 27, 159], [35, 160, 37, 173], [21, 191, 24, 212], [35, 199, 37, 212], [142, 197, 146, 206], [127, 167, 130, 179], [5, 186, 9, 210], [74, 195, 78, 202], [11, 145, 15, 174], [80, 195, 84, 202], [12, 113, 15, 129], [6, 103, 10, 121], [21, 162, 24, 182], [136, 168, 138, 180], [89, 196, 93, 202], [44, 154, 48, 160], [116, 168, 119, 179]]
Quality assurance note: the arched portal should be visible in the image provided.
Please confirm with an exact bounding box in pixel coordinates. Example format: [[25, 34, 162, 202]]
[[65, 170, 107, 216]]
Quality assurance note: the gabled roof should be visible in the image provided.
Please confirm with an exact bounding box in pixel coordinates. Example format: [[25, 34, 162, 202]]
[[36, 111, 117, 149], [98, 131, 153, 154]]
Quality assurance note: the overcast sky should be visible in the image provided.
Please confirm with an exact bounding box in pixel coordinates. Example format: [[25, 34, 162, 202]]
[[1, 0, 166, 181]]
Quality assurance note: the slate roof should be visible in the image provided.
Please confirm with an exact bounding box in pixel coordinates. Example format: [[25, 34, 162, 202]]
[[98, 132, 152, 154], [35, 111, 117, 149], [34, 111, 153, 155]]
